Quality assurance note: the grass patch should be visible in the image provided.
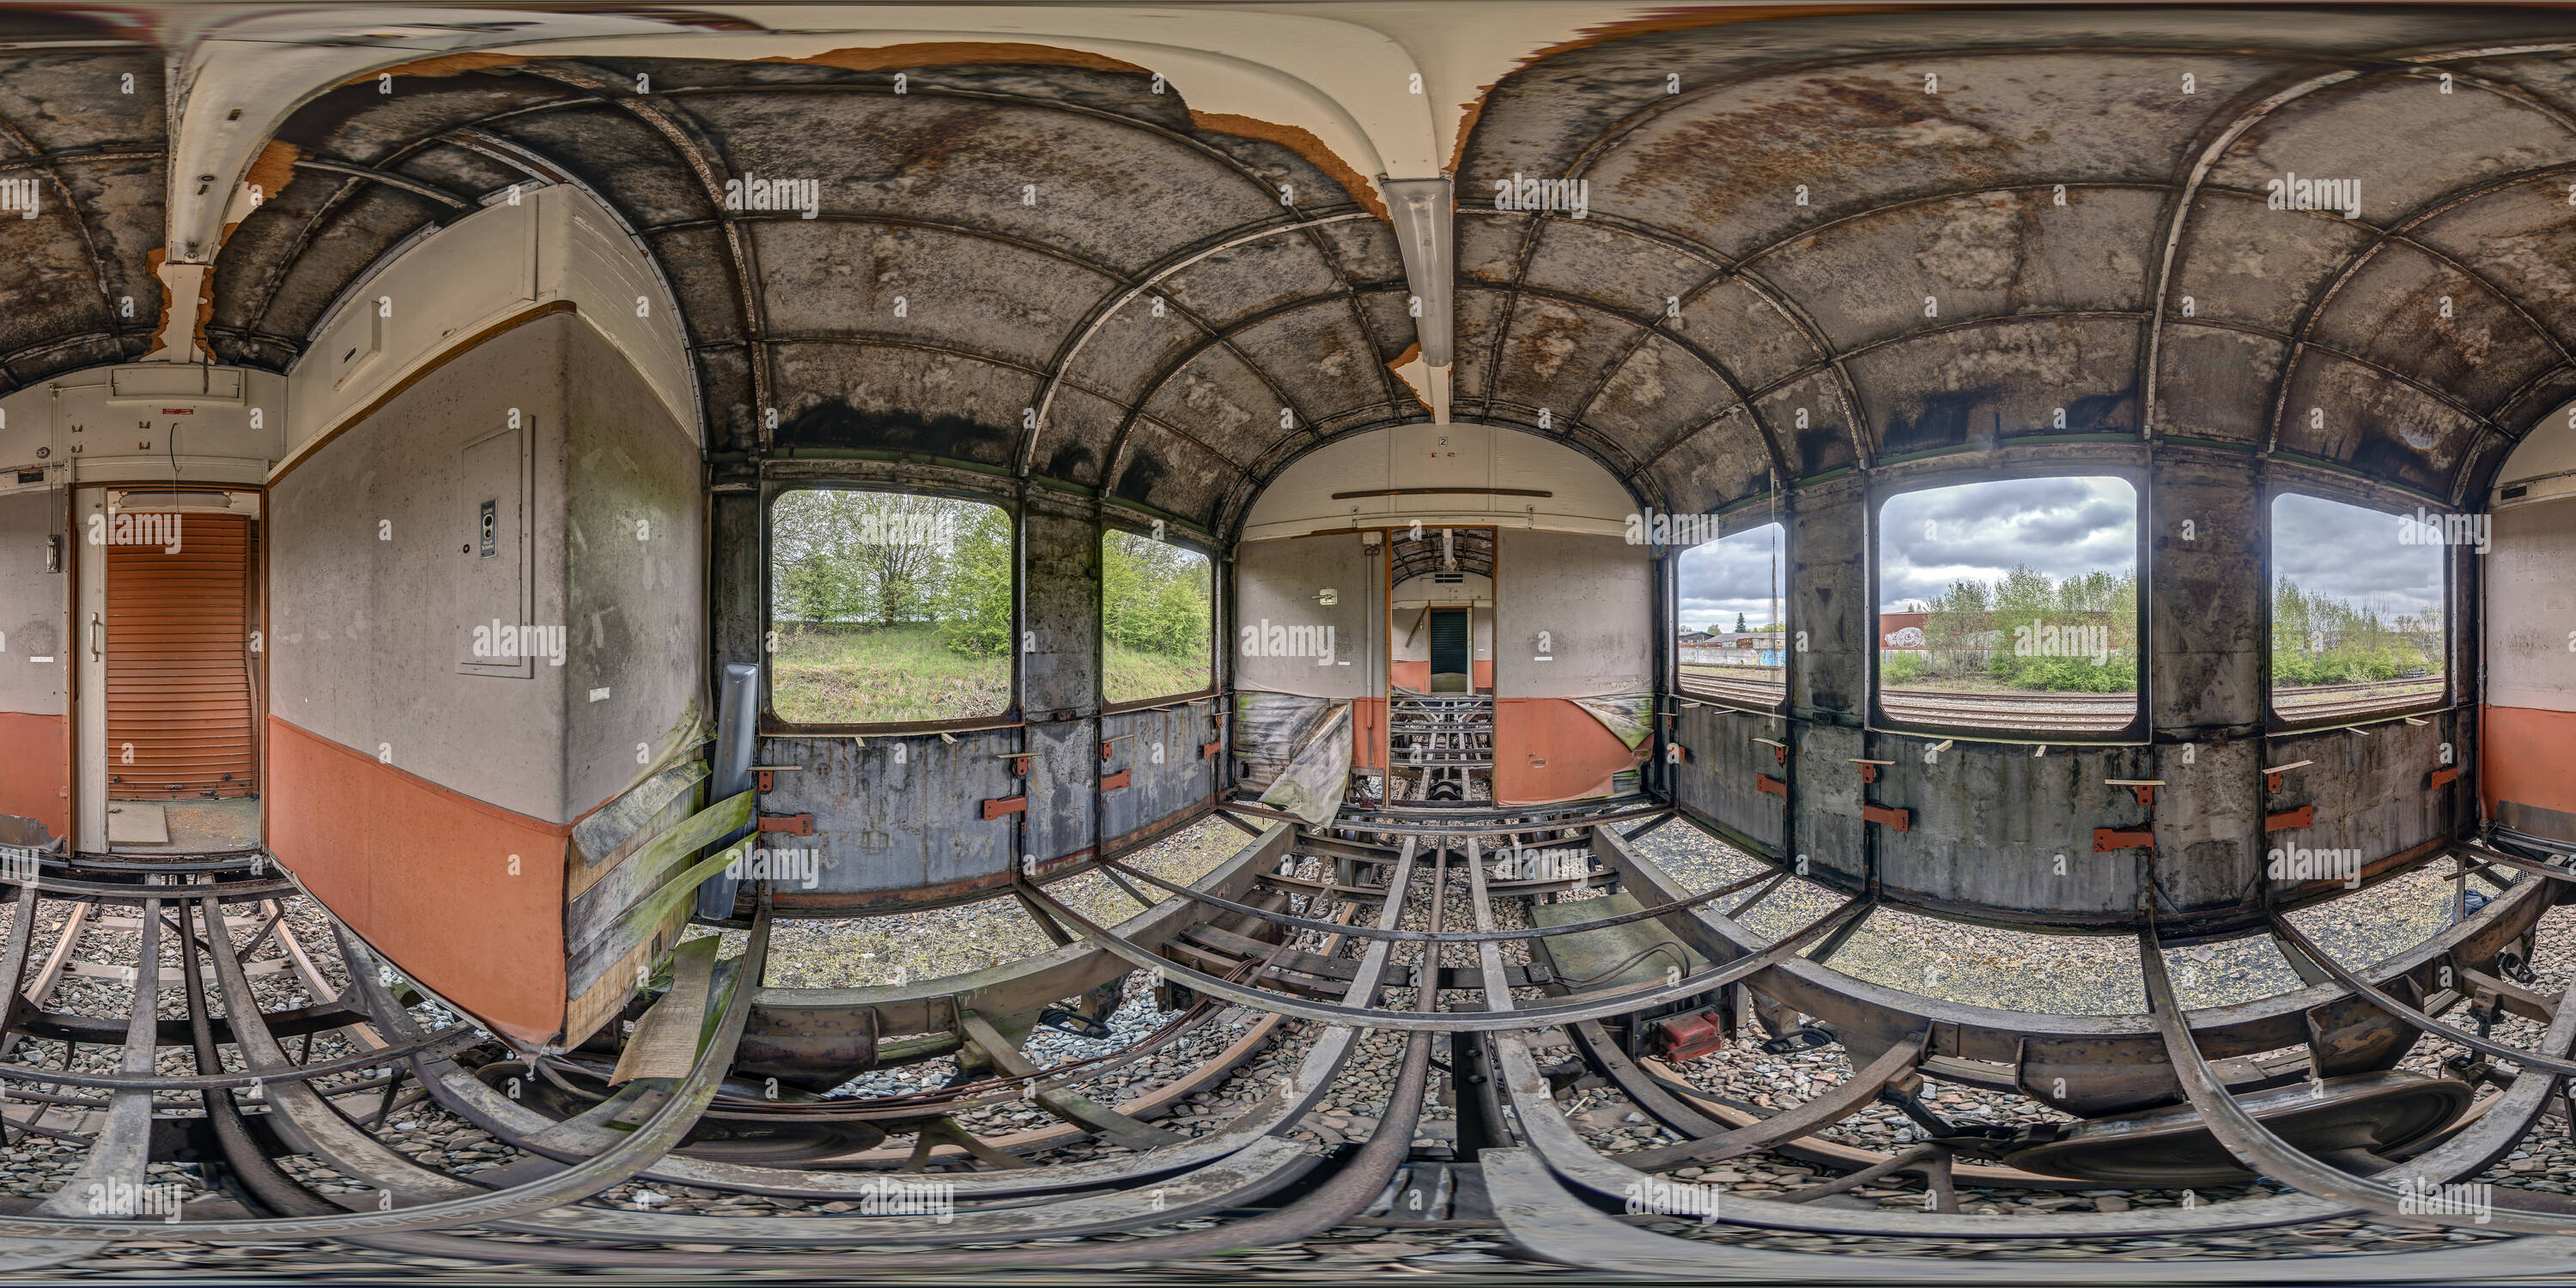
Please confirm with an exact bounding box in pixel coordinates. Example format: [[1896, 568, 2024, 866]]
[[771, 624, 1009, 725], [1104, 640, 1209, 705]]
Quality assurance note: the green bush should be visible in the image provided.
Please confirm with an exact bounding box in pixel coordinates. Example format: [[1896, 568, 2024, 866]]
[[1883, 652, 1928, 684]]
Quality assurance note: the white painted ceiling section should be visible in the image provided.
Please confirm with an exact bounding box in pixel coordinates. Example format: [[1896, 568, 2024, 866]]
[[0, 363, 288, 498], [1239, 422, 1638, 543], [280, 182, 697, 471]]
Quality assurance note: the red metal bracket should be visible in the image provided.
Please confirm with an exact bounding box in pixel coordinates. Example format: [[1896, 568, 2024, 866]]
[[1862, 803, 1911, 832], [1755, 774, 1787, 798], [1858, 763, 1879, 784], [1653, 1010, 1727, 1062], [1101, 740, 1115, 762], [2265, 805, 2316, 833], [2429, 766, 2460, 788], [756, 814, 815, 836], [1200, 740, 1221, 759], [2129, 784, 2154, 808], [755, 769, 775, 793], [1007, 755, 1031, 776], [1101, 769, 1133, 790], [2094, 827, 2154, 853], [982, 796, 1028, 821]]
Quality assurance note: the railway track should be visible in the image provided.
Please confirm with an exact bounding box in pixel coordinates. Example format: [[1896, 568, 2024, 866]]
[[0, 820, 2563, 1279], [1680, 671, 2445, 734]]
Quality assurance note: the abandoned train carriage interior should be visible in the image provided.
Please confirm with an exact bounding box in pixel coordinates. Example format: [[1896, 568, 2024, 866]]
[[0, 0, 2572, 1279]]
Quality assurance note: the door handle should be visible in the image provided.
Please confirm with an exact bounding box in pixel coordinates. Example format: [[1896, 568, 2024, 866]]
[[88, 613, 102, 661]]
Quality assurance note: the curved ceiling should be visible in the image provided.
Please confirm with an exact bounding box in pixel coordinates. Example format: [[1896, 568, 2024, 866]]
[[11, 6, 2576, 532]]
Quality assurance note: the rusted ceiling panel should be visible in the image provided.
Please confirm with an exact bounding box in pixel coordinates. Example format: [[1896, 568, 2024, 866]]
[[2311, 245, 2561, 410], [2279, 349, 2481, 491], [2150, 325, 2290, 447], [769, 341, 1034, 467], [1518, 219, 1710, 319], [1480, 294, 1637, 420], [2168, 195, 2375, 335], [1851, 316, 2143, 457], [1584, 331, 1740, 456], [1644, 402, 1772, 515], [2210, 74, 2576, 222], [1111, 415, 1235, 517], [752, 220, 1114, 371], [1137, 344, 1291, 471]]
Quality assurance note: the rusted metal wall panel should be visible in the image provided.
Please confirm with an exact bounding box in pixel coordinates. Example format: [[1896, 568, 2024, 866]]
[[758, 728, 1019, 894], [1099, 702, 1218, 848]]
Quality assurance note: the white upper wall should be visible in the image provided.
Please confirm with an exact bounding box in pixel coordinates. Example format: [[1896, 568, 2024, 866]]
[[281, 183, 695, 472], [2496, 408, 2576, 510], [1240, 422, 1637, 542]]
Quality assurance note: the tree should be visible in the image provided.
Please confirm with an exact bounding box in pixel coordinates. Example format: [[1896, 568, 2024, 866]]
[[936, 506, 1013, 655], [1734, 611, 1747, 633]]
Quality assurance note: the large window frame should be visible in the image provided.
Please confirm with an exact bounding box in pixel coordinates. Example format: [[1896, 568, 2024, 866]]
[[1867, 466, 2151, 744], [2262, 487, 2453, 732], [760, 483, 1022, 736], [1672, 515, 1789, 713], [1099, 515, 1218, 713]]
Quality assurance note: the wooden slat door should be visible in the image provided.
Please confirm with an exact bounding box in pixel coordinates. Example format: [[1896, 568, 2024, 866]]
[[104, 513, 257, 799]]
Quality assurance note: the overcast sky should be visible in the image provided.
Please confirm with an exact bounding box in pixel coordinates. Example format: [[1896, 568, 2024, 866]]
[[1877, 477, 2137, 613], [1676, 523, 1785, 630], [2269, 492, 2445, 618], [1674, 478, 2439, 629]]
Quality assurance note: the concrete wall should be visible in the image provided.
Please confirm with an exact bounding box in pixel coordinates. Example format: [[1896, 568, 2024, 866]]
[[0, 487, 66, 835], [270, 314, 572, 818], [1234, 533, 1378, 697], [2486, 494, 2576, 841], [1664, 440, 2477, 936], [268, 309, 704, 1044]]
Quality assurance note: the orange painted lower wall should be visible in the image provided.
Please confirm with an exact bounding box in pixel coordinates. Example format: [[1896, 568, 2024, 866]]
[[1473, 660, 1494, 691], [0, 712, 66, 839], [267, 716, 568, 1047], [1352, 698, 1386, 773], [2485, 703, 2576, 825], [1493, 698, 1642, 805]]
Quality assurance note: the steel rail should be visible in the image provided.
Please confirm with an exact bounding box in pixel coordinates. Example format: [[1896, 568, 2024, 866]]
[[2140, 923, 2576, 1236], [418, 844, 1419, 1204], [2269, 912, 2576, 1078], [1103, 856, 1771, 946], [350, 854, 1440, 1267], [0, 903, 770, 1240], [1022, 878, 1865, 1033]]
